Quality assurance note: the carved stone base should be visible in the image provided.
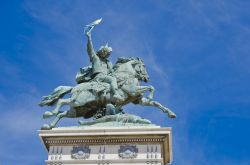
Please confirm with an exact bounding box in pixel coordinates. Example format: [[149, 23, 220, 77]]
[[39, 126, 172, 165]]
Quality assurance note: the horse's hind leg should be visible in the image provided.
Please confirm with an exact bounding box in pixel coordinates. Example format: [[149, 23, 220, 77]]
[[42, 111, 66, 129], [139, 97, 176, 118], [51, 98, 72, 115], [43, 98, 72, 119], [50, 111, 68, 128], [42, 109, 76, 130]]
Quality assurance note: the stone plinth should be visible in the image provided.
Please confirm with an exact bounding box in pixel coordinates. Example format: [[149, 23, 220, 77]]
[[39, 126, 172, 165]]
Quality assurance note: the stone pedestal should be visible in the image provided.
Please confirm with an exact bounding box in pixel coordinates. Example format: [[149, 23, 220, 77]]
[[39, 126, 172, 165]]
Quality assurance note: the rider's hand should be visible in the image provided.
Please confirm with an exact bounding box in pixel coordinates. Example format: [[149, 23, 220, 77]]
[[86, 31, 91, 37], [84, 26, 92, 37]]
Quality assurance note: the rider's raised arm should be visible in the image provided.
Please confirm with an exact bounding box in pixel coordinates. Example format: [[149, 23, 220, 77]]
[[86, 33, 98, 62]]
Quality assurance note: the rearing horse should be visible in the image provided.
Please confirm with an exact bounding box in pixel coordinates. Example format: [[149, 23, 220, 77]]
[[39, 57, 176, 129]]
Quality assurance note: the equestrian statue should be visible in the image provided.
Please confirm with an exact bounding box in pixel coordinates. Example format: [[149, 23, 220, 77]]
[[39, 18, 176, 129]]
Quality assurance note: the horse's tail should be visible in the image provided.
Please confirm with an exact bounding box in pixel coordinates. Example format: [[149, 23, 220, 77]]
[[39, 86, 73, 107]]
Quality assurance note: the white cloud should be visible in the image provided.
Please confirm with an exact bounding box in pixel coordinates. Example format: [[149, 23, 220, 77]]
[[0, 90, 42, 135]]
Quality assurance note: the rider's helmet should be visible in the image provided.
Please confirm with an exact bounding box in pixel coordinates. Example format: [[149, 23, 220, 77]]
[[96, 43, 112, 59]]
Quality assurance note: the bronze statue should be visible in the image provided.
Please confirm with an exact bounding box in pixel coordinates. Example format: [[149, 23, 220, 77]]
[[39, 19, 176, 129], [81, 18, 122, 101]]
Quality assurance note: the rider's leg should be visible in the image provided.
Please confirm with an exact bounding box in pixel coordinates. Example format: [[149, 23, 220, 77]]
[[106, 76, 119, 92], [97, 74, 123, 101], [108, 77, 123, 101]]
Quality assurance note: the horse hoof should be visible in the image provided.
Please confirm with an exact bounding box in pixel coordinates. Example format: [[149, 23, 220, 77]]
[[41, 124, 52, 130], [43, 111, 54, 119], [168, 112, 176, 118]]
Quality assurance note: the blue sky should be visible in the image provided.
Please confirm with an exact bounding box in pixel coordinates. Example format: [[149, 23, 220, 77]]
[[0, 0, 250, 164]]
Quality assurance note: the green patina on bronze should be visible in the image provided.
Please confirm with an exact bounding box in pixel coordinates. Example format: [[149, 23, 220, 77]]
[[39, 18, 176, 130]]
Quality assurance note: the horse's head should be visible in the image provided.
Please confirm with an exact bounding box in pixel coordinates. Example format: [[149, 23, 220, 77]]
[[114, 57, 149, 82], [131, 58, 149, 82]]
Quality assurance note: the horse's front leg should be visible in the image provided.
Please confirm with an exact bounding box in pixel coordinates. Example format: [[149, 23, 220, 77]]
[[43, 98, 72, 119], [139, 97, 176, 118], [145, 85, 154, 100], [122, 85, 154, 100]]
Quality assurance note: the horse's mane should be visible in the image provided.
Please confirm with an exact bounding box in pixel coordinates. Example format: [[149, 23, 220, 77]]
[[115, 57, 143, 64], [113, 57, 143, 71]]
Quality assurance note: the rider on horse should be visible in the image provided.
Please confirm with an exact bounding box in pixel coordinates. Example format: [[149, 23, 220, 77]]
[[78, 19, 123, 101]]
